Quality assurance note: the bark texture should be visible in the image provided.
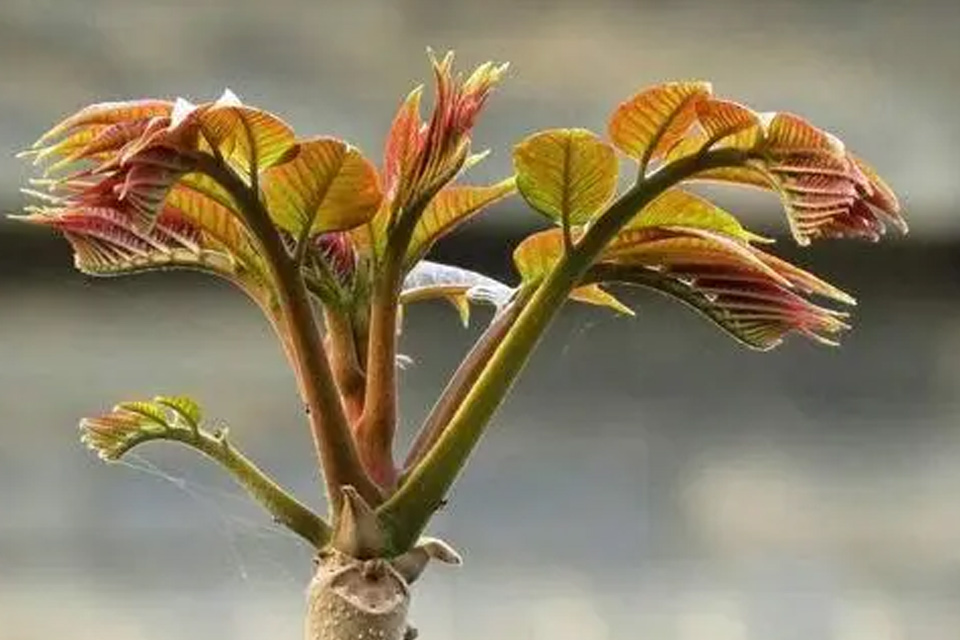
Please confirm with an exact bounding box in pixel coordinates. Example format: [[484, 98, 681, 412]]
[[304, 539, 461, 640], [305, 551, 413, 640]]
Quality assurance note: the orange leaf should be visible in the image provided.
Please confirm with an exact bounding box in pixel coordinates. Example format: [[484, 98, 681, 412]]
[[32, 100, 173, 148], [261, 137, 382, 236], [406, 178, 516, 265], [383, 86, 424, 199], [608, 82, 712, 168], [195, 90, 297, 175]]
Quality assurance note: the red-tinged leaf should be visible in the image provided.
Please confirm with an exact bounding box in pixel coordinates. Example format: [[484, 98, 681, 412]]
[[406, 178, 516, 265], [32, 100, 173, 148], [754, 251, 856, 305], [80, 395, 203, 461], [660, 107, 905, 245], [261, 137, 382, 237], [513, 129, 618, 228], [117, 148, 198, 225], [386, 53, 508, 218], [609, 234, 793, 293], [848, 154, 907, 232], [513, 219, 852, 348], [626, 188, 769, 243], [51, 119, 158, 171], [164, 180, 267, 282], [608, 82, 712, 168], [764, 112, 845, 156], [383, 86, 424, 199], [15, 200, 277, 314], [695, 99, 763, 147], [19, 206, 225, 276], [195, 90, 297, 175], [588, 261, 849, 349]]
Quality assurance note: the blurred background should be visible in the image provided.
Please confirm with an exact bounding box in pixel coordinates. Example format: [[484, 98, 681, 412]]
[[2, 1, 959, 638]]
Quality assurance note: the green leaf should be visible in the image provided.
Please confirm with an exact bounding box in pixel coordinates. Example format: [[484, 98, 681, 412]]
[[81, 397, 201, 461], [154, 395, 203, 430], [513, 129, 618, 228], [626, 188, 770, 243], [406, 178, 517, 265], [512, 229, 630, 315], [261, 137, 383, 238], [608, 82, 712, 169]]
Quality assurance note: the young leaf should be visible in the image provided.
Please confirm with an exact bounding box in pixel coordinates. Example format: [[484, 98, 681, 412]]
[[669, 107, 906, 245], [569, 284, 634, 316], [405, 178, 517, 265], [261, 137, 383, 237], [511, 229, 630, 315], [80, 396, 330, 547], [30, 100, 173, 150], [608, 82, 712, 169], [513, 217, 854, 349], [401, 260, 514, 326], [192, 89, 297, 175], [626, 188, 770, 243], [513, 128, 618, 229], [17, 202, 273, 310]]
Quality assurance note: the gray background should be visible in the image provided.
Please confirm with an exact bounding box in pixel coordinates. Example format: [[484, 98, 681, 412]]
[[2, 1, 960, 639]]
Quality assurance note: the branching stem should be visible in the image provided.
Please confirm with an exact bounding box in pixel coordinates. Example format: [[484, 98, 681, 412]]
[[380, 148, 748, 551], [131, 425, 331, 547], [195, 154, 381, 513]]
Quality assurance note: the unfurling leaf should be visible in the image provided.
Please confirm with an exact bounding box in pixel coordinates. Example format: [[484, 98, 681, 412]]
[[18, 198, 273, 309], [261, 137, 382, 237], [80, 396, 204, 461], [663, 104, 906, 245], [513, 129, 618, 228], [513, 185, 856, 348], [189, 89, 297, 175], [608, 82, 712, 169], [401, 260, 514, 326], [383, 52, 508, 220]]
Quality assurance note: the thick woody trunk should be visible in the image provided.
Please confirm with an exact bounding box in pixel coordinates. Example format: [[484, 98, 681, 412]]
[[307, 488, 461, 639], [305, 551, 415, 640]]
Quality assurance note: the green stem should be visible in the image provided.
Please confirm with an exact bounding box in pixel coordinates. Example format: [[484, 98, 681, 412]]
[[402, 290, 529, 472], [120, 426, 330, 547], [195, 154, 381, 513], [379, 148, 747, 550]]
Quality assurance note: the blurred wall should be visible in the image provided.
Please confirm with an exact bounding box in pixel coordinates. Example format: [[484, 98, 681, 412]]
[[2, 1, 960, 639]]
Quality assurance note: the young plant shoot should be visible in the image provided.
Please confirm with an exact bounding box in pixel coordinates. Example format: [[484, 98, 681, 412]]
[[16, 51, 904, 640]]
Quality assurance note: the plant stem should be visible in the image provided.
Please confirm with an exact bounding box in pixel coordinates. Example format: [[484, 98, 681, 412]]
[[357, 199, 425, 488], [195, 154, 381, 513], [379, 148, 747, 550], [157, 427, 331, 547], [357, 261, 402, 488], [402, 290, 528, 472], [324, 306, 366, 426]]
